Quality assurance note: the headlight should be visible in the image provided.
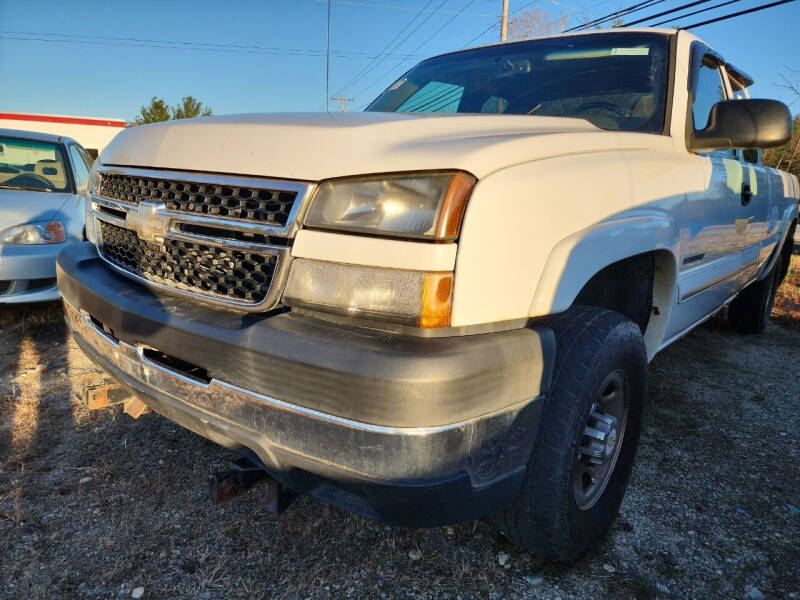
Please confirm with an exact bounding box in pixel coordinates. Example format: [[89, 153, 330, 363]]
[[304, 171, 476, 240], [0, 221, 66, 245], [284, 259, 453, 328]]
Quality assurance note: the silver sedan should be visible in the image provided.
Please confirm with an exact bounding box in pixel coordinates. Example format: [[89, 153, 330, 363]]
[[0, 128, 91, 303]]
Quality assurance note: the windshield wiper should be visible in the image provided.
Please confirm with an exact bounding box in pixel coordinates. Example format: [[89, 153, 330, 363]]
[[0, 184, 55, 192], [526, 103, 542, 116]]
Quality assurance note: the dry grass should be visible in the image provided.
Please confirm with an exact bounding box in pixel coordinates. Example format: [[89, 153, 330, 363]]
[[1, 290, 799, 599], [773, 253, 800, 329]]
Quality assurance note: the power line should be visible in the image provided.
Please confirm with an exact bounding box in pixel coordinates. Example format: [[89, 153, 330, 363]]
[[682, 0, 797, 27], [0, 30, 425, 60], [332, 0, 437, 96], [339, 0, 450, 95], [311, 0, 495, 16], [460, 0, 539, 48], [351, 0, 476, 103], [566, 0, 667, 31], [624, 0, 718, 27], [649, 0, 744, 26]]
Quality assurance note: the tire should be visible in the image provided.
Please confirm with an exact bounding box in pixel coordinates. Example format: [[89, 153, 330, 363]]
[[489, 306, 647, 561], [728, 253, 783, 334]]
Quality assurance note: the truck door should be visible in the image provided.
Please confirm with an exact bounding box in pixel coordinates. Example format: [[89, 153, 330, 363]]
[[677, 58, 747, 303], [726, 72, 774, 281], [738, 148, 774, 279]]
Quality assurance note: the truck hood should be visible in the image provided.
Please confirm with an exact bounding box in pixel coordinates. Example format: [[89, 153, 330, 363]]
[[0, 189, 73, 232], [101, 112, 654, 181]]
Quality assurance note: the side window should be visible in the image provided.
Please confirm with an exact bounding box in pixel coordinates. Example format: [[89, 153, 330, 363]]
[[68, 145, 91, 190], [692, 62, 734, 157], [692, 63, 726, 130]]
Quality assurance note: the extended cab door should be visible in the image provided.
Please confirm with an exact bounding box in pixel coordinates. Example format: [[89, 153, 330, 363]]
[[677, 56, 749, 303], [725, 72, 775, 280]]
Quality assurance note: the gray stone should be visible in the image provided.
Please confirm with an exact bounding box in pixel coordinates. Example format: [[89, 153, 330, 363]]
[[745, 585, 765, 600]]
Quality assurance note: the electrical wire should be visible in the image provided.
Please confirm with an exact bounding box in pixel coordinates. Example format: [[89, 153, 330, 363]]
[[311, 0, 495, 17], [565, 0, 666, 31], [648, 0, 744, 26], [0, 30, 424, 60], [332, 0, 437, 96], [350, 0, 477, 101], [338, 0, 451, 95], [459, 0, 539, 48], [623, 0, 717, 26], [682, 0, 797, 27]]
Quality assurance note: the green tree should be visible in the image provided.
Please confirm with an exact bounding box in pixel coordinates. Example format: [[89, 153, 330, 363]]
[[173, 96, 213, 119], [133, 96, 213, 125], [136, 97, 172, 124]]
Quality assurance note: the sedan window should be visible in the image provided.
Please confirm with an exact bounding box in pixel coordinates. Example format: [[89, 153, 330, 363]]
[[0, 136, 70, 193]]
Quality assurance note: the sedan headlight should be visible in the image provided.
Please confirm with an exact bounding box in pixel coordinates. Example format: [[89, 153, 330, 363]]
[[0, 221, 66, 245], [304, 171, 476, 240]]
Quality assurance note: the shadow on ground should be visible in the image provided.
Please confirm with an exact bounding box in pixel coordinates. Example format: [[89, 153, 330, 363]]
[[1, 301, 799, 599]]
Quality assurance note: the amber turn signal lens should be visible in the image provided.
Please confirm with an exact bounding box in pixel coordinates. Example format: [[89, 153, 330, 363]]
[[434, 172, 477, 239], [46, 221, 66, 243], [419, 272, 453, 328]]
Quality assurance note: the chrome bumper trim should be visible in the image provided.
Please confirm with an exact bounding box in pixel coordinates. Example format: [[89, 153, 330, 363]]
[[64, 299, 539, 483]]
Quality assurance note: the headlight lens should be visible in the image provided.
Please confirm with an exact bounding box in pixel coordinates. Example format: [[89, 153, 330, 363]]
[[284, 259, 453, 328], [0, 221, 66, 245], [304, 171, 476, 240]]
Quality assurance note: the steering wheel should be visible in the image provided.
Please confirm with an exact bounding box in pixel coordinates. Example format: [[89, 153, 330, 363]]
[[571, 101, 628, 118]]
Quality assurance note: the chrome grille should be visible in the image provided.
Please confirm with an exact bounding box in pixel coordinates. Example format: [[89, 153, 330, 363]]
[[98, 221, 278, 304], [91, 167, 313, 311], [98, 172, 297, 226]]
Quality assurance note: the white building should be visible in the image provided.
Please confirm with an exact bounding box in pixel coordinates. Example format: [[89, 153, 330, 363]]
[[0, 112, 126, 158]]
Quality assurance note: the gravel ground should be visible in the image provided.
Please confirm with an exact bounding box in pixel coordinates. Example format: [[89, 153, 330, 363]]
[[1, 259, 799, 600]]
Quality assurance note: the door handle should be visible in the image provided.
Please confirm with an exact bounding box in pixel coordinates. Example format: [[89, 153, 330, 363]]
[[741, 183, 753, 206]]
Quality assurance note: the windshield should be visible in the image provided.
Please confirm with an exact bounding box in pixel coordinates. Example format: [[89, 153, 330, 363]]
[[367, 32, 671, 133], [0, 136, 70, 193]]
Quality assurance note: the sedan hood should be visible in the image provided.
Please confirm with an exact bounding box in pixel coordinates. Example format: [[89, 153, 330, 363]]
[[0, 189, 73, 232], [101, 112, 652, 181]]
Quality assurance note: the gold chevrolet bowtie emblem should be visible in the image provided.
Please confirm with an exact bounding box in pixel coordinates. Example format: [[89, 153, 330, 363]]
[[126, 201, 169, 243]]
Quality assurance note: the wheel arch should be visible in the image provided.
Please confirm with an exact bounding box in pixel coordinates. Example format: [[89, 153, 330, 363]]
[[530, 216, 678, 360]]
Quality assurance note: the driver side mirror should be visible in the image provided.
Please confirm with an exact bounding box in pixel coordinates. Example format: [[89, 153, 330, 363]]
[[690, 99, 792, 152]]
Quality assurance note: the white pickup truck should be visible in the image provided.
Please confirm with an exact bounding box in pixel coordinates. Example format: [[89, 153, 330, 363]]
[[57, 28, 798, 560]]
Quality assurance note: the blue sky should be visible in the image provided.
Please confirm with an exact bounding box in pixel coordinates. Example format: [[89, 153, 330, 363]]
[[1, 0, 798, 120]]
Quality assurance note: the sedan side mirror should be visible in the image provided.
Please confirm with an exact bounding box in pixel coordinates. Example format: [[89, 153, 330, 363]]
[[689, 99, 792, 152]]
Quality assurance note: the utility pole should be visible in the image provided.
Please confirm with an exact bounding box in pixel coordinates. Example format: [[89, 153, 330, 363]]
[[500, 0, 509, 41], [330, 96, 354, 112]]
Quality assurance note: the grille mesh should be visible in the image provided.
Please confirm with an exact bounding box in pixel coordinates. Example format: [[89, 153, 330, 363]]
[[98, 173, 297, 226], [98, 222, 277, 304]]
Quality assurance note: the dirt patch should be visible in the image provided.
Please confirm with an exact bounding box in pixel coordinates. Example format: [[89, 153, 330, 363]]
[[774, 254, 800, 329], [1, 284, 799, 599]]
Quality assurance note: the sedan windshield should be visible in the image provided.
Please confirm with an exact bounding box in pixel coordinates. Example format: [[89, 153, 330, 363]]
[[0, 137, 70, 193], [367, 32, 671, 133]]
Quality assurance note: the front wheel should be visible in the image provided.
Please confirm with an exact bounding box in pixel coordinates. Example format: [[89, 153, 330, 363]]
[[489, 306, 647, 561]]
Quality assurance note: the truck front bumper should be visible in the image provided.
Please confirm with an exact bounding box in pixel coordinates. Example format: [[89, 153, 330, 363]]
[[57, 243, 554, 526]]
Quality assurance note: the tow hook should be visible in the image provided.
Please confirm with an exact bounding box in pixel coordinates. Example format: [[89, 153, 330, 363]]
[[84, 382, 152, 419], [208, 457, 296, 514]]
